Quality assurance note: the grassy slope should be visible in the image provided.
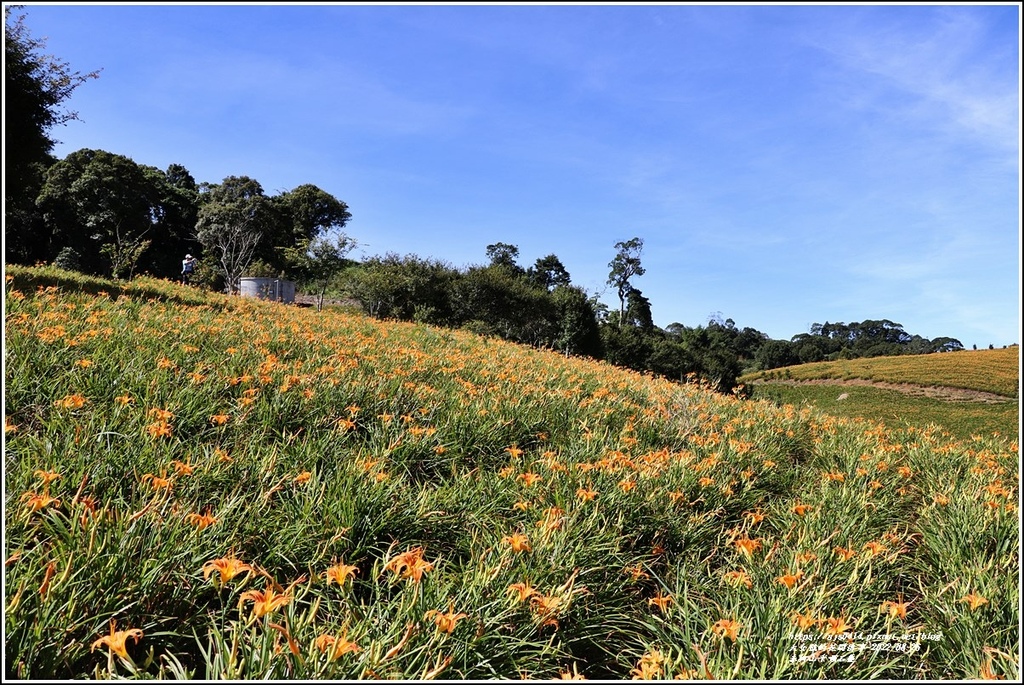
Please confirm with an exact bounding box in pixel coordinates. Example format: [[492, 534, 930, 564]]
[[4, 265, 1020, 680], [739, 349, 1020, 442], [740, 348, 1020, 398]]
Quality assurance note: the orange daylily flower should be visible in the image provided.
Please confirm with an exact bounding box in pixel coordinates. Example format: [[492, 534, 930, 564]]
[[791, 611, 817, 630], [742, 510, 765, 525], [961, 593, 989, 611], [148, 407, 175, 421], [880, 599, 909, 619], [34, 470, 61, 486], [20, 491, 61, 512], [507, 581, 539, 603], [648, 592, 673, 612], [624, 564, 650, 581], [530, 592, 564, 629], [185, 512, 218, 530], [315, 630, 362, 661], [576, 487, 597, 502], [55, 394, 88, 410], [791, 503, 813, 516], [834, 545, 856, 561], [203, 555, 254, 585], [711, 618, 743, 641], [146, 421, 173, 439], [821, 615, 852, 635], [630, 649, 665, 680], [519, 472, 543, 487], [863, 541, 887, 558], [239, 586, 293, 620], [733, 537, 762, 558], [384, 546, 434, 583], [91, 619, 143, 659], [210, 414, 230, 426], [323, 561, 360, 587], [722, 570, 753, 589], [503, 532, 532, 553], [170, 460, 195, 476], [294, 471, 312, 484], [140, 472, 173, 491], [777, 571, 804, 589], [424, 604, 469, 633]]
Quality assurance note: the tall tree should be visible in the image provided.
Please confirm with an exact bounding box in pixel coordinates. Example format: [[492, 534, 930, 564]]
[[36, 149, 190, 278], [4, 6, 100, 264], [527, 254, 572, 291], [286, 231, 357, 312], [607, 237, 645, 323], [195, 176, 274, 293], [485, 242, 522, 273]]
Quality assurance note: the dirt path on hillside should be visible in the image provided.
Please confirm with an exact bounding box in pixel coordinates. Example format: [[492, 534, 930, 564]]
[[748, 378, 1016, 404]]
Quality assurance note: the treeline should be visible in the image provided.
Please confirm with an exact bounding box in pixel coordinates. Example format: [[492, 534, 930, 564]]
[[329, 245, 966, 394], [6, 148, 353, 295], [4, 142, 967, 394]]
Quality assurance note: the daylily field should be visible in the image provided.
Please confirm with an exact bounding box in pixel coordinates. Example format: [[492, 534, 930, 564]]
[[3, 266, 1019, 680]]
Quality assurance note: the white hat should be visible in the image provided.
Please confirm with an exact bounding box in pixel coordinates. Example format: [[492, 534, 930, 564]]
[[185, 254, 193, 259]]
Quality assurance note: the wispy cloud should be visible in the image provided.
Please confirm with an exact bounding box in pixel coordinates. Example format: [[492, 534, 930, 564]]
[[806, 8, 1018, 157]]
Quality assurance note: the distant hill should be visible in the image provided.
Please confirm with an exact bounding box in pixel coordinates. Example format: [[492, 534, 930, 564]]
[[740, 347, 1019, 399]]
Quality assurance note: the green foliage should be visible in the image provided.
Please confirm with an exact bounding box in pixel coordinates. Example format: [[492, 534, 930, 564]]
[[607, 237, 645, 322], [35, 149, 198, 279], [286, 232, 357, 311], [748, 383, 1018, 443], [51, 247, 82, 273], [195, 176, 275, 293], [4, 7, 100, 264]]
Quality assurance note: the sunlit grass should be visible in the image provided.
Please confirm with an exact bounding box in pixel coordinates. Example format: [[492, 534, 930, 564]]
[[4, 265, 1019, 680], [748, 384, 1019, 443], [741, 347, 1019, 398]]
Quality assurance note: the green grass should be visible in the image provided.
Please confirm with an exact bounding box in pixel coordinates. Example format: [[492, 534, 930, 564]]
[[4, 264, 1020, 681], [749, 384, 1019, 443], [741, 348, 1019, 398]]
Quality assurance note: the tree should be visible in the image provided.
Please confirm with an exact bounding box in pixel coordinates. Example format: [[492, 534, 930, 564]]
[[286, 232, 357, 312], [5, 6, 100, 264], [527, 254, 572, 291], [607, 237, 645, 322], [36, 149, 191, 278], [195, 176, 274, 293], [624, 287, 654, 329], [551, 285, 602, 357], [485, 242, 523, 273], [266, 184, 352, 273]]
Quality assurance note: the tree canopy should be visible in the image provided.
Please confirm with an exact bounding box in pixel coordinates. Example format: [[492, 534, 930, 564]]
[[4, 6, 100, 264]]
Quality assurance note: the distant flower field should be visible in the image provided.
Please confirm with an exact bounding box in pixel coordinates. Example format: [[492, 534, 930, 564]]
[[744, 347, 1019, 398], [3, 266, 1019, 680]]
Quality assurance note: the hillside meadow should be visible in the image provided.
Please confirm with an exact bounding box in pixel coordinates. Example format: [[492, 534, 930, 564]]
[[3, 266, 1019, 680], [743, 348, 1019, 398], [739, 349, 1020, 443]]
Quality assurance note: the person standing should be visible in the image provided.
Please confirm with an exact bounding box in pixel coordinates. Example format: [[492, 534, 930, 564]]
[[181, 254, 197, 284]]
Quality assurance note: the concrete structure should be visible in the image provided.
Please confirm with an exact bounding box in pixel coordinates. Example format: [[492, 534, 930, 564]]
[[239, 277, 296, 303]]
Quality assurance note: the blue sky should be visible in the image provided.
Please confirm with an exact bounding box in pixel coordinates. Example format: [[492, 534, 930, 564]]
[[12, 2, 1021, 347]]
